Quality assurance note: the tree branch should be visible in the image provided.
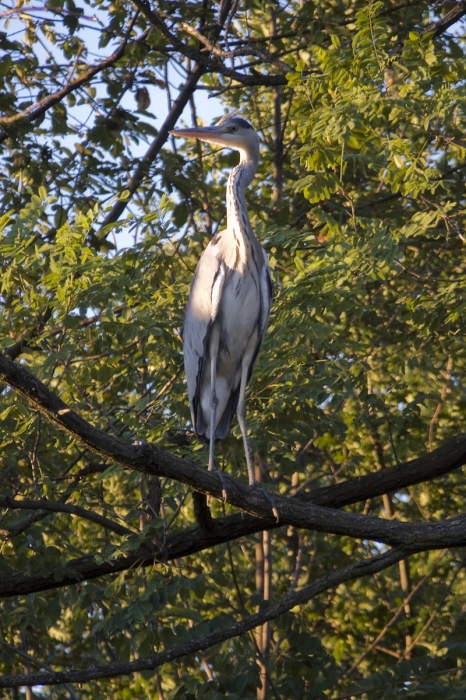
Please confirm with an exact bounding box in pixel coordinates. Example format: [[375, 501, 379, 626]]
[[0, 495, 135, 538], [3, 478, 466, 599], [5, 304, 128, 362], [304, 432, 466, 508], [178, 21, 291, 72], [100, 0, 236, 227], [0, 20, 145, 144], [129, 0, 287, 86], [0, 545, 414, 688], [344, 548, 448, 676], [0, 641, 80, 700], [5, 307, 53, 362], [99, 63, 206, 228], [1, 349, 466, 591], [423, 1, 466, 38]]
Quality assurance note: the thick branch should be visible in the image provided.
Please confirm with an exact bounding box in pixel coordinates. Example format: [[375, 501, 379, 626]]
[[423, 1, 466, 38], [304, 432, 466, 508], [99, 63, 206, 228], [3, 489, 466, 599], [0, 23, 146, 144], [0, 545, 413, 688], [100, 0, 234, 227], [1, 352, 466, 567], [130, 0, 287, 86]]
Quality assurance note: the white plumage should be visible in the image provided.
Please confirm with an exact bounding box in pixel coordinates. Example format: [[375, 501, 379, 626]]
[[170, 114, 272, 486]]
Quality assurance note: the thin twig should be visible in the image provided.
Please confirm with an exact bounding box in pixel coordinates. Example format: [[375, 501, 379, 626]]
[[0, 546, 413, 687], [344, 548, 448, 677]]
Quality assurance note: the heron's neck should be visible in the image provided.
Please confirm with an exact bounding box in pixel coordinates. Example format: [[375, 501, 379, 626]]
[[226, 157, 257, 254]]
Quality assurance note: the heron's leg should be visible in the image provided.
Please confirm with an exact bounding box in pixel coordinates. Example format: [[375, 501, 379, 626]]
[[237, 363, 255, 486], [238, 365, 279, 520], [208, 353, 218, 473]]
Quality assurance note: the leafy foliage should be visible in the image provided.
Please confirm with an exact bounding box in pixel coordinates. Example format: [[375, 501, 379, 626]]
[[2, 1, 466, 698]]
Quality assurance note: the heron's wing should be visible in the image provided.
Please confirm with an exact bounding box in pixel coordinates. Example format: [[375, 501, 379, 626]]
[[247, 249, 273, 382], [259, 249, 273, 341], [183, 241, 226, 438]]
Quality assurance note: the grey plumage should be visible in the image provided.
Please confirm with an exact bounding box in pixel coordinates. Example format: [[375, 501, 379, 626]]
[[170, 114, 272, 486]]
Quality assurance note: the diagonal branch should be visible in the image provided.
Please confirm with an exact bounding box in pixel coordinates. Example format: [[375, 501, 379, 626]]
[[0, 495, 135, 538], [2, 349, 466, 603], [0, 545, 414, 688], [129, 0, 287, 86], [99, 63, 206, 228], [100, 0, 234, 227], [304, 432, 466, 508], [178, 21, 291, 72], [423, 1, 466, 38], [0, 19, 145, 144], [344, 548, 448, 676], [0, 641, 80, 700], [2, 487, 466, 599], [3, 352, 466, 545]]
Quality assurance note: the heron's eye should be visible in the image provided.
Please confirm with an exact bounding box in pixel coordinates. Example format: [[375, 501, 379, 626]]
[[230, 125, 238, 132]]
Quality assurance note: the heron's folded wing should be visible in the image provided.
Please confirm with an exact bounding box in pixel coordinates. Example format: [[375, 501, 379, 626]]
[[259, 250, 273, 340], [245, 250, 272, 383], [183, 242, 225, 437]]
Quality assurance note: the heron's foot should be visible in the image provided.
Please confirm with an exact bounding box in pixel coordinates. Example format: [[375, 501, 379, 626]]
[[214, 469, 228, 502], [248, 483, 279, 523]]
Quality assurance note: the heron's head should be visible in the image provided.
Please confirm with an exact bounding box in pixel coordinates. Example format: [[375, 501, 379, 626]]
[[170, 113, 260, 165]]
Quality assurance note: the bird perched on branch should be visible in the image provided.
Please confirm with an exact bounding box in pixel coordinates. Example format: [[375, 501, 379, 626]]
[[170, 113, 272, 487]]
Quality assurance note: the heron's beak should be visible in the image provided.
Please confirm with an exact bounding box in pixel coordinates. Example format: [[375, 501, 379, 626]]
[[169, 126, 232, 149], [169, 126, 221, 140]]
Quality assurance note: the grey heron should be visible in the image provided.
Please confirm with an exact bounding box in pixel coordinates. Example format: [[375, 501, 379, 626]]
[[170, 113, 272, 487]]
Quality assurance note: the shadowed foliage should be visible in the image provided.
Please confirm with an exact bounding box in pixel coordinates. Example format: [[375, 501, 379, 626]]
[[2, 1, 466, 698]]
